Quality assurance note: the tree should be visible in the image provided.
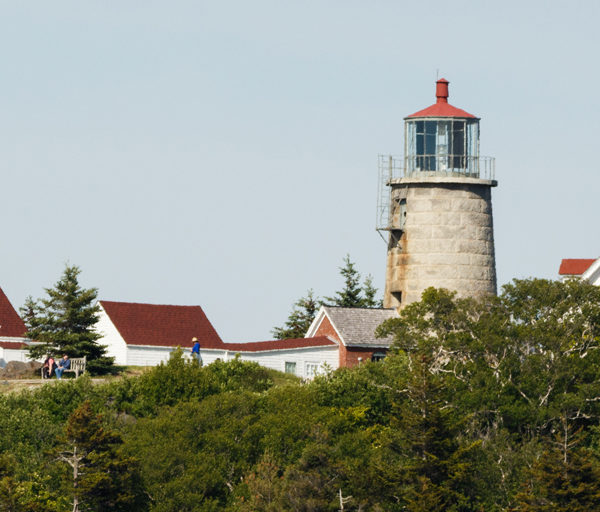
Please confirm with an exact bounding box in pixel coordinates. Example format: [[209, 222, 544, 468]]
[[372, 354, 482, 511], [272, 290, 319, 340], [362, 274, 382, 308], [324, 255, 382, 308], [0, 453, 26, 512], [238, 452, 283, 512], [324, 255, 362, 307], [279, 435, 341, 511], [377, 279, 600, 437], [374, 279, 600, 508], [515, 427, 600, 511], [272, 256, 382, 339], [22, 264, 115, 375], [58, 401, 147, 512]]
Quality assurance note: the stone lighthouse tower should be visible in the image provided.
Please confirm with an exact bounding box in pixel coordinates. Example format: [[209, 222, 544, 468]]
[[377, 79, 497, 308]]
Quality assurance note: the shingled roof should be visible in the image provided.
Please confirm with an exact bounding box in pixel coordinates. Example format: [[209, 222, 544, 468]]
[[0, 288, 26, 338], [99, 300, 225, 349], [307, 306, 398, 348]]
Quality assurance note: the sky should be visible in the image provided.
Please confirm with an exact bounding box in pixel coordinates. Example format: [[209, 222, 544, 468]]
[[0, 1, 598, 341]]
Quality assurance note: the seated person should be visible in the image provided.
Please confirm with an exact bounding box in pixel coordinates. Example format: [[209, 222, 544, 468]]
[[43, 356, 57, 379], [42, 356, 52, 379], [54, 354, 71, 379]]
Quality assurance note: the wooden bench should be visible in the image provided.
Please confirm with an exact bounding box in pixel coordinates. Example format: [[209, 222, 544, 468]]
[[64, 357, 86, 378], [41, 357, 87, 379]]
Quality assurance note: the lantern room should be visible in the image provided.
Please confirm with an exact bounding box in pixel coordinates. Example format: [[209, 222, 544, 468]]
[[404, 79, 480, 176]]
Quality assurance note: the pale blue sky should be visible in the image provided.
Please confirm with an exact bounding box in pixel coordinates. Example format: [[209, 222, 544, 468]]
[[0, 1, 597, 341]]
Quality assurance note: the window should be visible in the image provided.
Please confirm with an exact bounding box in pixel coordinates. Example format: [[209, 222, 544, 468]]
[[407, 118, 479, 173], [398, 199, 407, 230], [285, 361, 297, 375], [372, 352, 386, 362], [305, 362, 321, 379], [391, 291, 402, 307]]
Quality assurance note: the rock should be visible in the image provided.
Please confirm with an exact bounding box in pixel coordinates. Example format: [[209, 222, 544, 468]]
[[0, 361, 43, 379]]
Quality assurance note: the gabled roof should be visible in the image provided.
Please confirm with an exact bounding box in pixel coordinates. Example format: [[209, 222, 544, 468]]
[[0, 288, 26, 338], [99, 300, 224, 349], [559, 258, 596, 276], [224, 336, 337, 353], [306, 306, 398, 348]]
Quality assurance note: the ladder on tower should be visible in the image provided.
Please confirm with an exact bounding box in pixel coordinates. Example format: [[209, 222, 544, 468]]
[[376, 154, 401, 240]]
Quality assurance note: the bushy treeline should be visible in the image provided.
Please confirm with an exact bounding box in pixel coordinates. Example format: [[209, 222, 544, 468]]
[[1, 278, 600, 510]]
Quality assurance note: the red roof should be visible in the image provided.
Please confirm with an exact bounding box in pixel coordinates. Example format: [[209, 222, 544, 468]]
[[406, 78, 477, 119], [559, 258, 596, 276], [224, 336, 337, 352], [0, 288, 26, 338], [0, 341, 27, 349], [100, 300, 225, 349]]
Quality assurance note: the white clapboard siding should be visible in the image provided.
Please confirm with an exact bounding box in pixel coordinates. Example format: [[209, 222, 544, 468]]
[[3, 349, 30, 365], [125, 345, 339, 379], [225, 346, 339, 379], [95, 305, 128, 365], [125, 346, 230, 367]]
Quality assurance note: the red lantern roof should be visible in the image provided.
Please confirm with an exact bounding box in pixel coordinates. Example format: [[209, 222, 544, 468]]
[[406, 78, 477, 119]]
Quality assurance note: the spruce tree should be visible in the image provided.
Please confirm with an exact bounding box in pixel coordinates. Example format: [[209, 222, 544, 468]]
[[325, 255, 363, 307], [515, 430, 600, 511], [22, 264, 115, 375], [362, 274, 382, 308], [272, 290, 319, 340], [323, 255, 382, 308], [273, 255, 382, 339], [58, 401, 147, 512], [370, 356, 481, 511]]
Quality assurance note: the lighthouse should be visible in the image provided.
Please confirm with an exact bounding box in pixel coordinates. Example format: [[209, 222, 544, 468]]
[[377, 79, 497, 308]]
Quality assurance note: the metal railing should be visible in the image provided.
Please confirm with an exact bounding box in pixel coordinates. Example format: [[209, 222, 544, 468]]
[[376, 154, 496, 232], [378, 154, 495, 182]]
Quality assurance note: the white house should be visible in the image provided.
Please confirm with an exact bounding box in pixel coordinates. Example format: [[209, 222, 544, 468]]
[[96, 300, 340, 378], [0, 290, 400, 378], [96, 300, 226, 367], [558, 258, 600, 285], [223, 337, 339, 379]]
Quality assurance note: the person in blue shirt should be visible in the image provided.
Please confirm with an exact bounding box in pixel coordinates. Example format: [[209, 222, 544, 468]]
[[191, 337, 202, 366], [54, 354, 71, 379]]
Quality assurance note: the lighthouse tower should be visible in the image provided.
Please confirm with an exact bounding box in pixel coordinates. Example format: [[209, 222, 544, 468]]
[[377, 79, 497, 308]]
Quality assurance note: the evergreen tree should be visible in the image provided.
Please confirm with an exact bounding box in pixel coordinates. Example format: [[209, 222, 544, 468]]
[[374, 356, 481, 511], [22, 264, 115, 375], [58, 401, 147, 512], [324, 255, 381, 308], [362, 274, 382, 308], [0, 453, 26, 512], [324, 255, 363, 307], [238, 452, 283, 512], [515, 429, 600, 511], [272, 290, 319, 340], [273, 256, 382, 339], [280, 439, 340, 511]]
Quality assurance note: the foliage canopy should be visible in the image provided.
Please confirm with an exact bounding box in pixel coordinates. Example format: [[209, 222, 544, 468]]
[[2, 278, 600, 510]]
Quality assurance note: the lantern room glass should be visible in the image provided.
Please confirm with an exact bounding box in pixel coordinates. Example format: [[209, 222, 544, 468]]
[[405, 118, 480, 176]]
